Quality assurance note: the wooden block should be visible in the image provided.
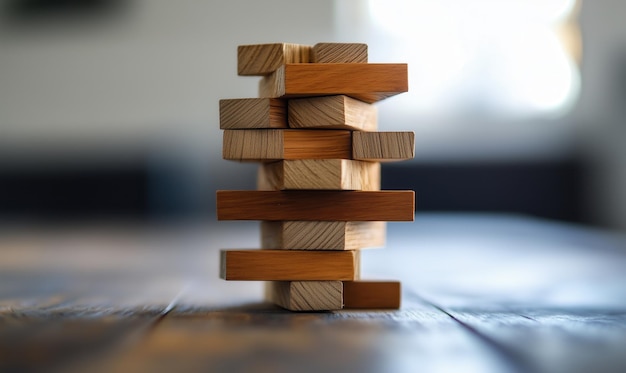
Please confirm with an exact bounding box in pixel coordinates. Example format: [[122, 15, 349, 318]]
[[237, 43, 311, 76], [261, 221, 386, 250], [343, 281, 401, 309], [352, 131, 415, 161], [259, 63, 408, 104], [265, 281, 343, 311], [288, 95, 377, 131], [312, 42, 368, 63], [266, 280, 400, 311], [219, 98, 287, 129], [220, 250, 360, 281], [223, 129, 351, 161], [216, 190, 415, 221], [257, 160, 380, 191]]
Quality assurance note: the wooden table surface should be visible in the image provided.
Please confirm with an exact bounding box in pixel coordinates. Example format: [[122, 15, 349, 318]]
[[1, 214, 626, 373]]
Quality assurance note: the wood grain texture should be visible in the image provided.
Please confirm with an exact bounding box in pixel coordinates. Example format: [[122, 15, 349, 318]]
[[259, 63, 408, 104], [223, 130, 351, 161], [261, 221, 386, 250], [288, 95, 377, 131], [352, 131, 415, 161], [257, 160, 380, 191], [343, 281, 401, 309], [265, 281, 343, 311], [237, 43, 311, 76], [219, 98, 287, 129], [219, 250, 359, 281], [216, 190, 415, 221], [312, 43, 368, 63]]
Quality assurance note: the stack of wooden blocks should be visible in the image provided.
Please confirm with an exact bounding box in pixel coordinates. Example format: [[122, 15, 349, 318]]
[[217, 42, 415, 311]]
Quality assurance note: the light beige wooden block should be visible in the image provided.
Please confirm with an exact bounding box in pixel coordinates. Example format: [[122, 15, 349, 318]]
[[237, 43, 311, 76], [261, 221, 386, 251], [219, 98, 287, 129], [223, 129, 351, 161], [265, 281, 343, 311], [312, 43, 368, 63], [257, 160, 380, 191], [259, 63, 408, 104], [352, 131, 415, 161], [288, 95, 377, 131]]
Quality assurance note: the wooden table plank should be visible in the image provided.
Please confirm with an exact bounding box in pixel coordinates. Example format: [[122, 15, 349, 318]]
[[1, 215, 626, 372]]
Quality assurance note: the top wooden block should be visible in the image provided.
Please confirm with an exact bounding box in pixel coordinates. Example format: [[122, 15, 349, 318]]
[[238, 43, 311, 76], [259, 63, 408, 104], [312, 43, 368, 63]]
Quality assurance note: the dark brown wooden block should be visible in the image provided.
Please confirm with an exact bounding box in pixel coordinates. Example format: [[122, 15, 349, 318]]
[[216, 190, 415, 221], [259, 63, 408, 103], [343, 281, 401, 309], [220, 250, 360, 281]]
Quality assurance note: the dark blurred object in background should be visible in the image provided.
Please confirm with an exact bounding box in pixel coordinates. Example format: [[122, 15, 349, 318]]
[[2, 0, 126, 22], [383, 160, 586, 223]]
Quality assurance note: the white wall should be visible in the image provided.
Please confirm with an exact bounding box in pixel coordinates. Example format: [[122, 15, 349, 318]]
[[0, 0, 336, 214], [0, 0, 335, 158]]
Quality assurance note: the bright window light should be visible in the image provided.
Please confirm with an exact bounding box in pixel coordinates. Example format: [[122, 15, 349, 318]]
[[366, 0, 580, 118]]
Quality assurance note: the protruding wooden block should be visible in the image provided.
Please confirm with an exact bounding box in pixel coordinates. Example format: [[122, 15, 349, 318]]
[[266, 281, 343, 311], [220, 250, 360, 281], [352, 131, 415, 161], [261, 221, 386, 250], [223, 129, 351, 161], [312, 43, 368, 63], [216, 190, 415, 221], [219, 98, 287, 129], [257, 160, 380, 191], [288, 95, 377, 131], [259, 63, 408, 104], [343, 281, 401, 309], [237, 43, 311, 76], [266, 280, 401, 311]]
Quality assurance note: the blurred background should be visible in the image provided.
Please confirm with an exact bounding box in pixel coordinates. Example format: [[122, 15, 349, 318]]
[[0, 0, 624, 230]]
